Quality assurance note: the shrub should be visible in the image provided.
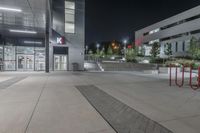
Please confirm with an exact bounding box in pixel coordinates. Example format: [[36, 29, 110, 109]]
[[165, 59, 195, 67], [150, 58, 166, 64], [126, 48, 137, 62], [150, 42, 160, 58]]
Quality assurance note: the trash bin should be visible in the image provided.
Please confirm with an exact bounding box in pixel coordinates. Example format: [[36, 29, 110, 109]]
[[72, 63, 79, 71]]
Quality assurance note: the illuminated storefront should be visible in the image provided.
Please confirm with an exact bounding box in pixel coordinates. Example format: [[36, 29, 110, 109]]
[[0, 38, 45, 71], [0, 0, 85, 71]]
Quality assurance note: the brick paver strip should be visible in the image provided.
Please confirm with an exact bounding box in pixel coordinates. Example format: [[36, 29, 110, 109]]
[[76, 85, 173, 133], [0, 76, 27, 89]]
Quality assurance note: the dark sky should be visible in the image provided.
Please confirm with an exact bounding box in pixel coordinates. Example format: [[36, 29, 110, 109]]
[[85, 0, 200, 44]]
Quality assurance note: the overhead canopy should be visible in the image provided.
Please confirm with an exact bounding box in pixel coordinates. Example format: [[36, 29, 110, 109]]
[[0, 0, 46, 38]]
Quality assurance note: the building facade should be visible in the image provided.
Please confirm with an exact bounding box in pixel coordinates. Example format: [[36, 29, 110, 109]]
[[135, 5, 200, 58], [0, 0, 85, 71]]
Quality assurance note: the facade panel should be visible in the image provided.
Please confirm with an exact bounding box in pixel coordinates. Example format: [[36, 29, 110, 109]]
[[135, 5, 200, 57]]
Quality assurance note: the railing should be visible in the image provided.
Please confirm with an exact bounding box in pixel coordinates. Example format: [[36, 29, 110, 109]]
[[84, 55, 101, 63]]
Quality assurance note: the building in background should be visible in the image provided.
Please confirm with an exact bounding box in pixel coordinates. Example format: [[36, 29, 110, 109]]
[[0, 0, 85, 71], [135, 5, 200, 58]]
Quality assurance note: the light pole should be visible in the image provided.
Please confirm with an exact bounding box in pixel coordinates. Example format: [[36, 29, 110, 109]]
[[96, 43, 100, 52], [85, 45, 88, 54], [96, 43, 100, 62], [123, 39, 127, 59]]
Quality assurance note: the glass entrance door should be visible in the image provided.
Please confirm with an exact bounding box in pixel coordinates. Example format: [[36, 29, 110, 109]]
[[54, 55, 67, 71], [17, 55, 34, 71]]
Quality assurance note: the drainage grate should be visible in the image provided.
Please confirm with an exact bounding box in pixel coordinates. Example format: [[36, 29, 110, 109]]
[[76, 85, 173, 133], [0, 76, 27, 90]]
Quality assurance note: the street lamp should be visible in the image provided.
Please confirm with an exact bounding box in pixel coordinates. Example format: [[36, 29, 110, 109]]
[[85, 45, 88, 54], [96, 43, 100, 54], [96, 43, 100, 62], [96, 43, 100, 49], [123, 40, 127, 45], [123, 39, 128, 59]]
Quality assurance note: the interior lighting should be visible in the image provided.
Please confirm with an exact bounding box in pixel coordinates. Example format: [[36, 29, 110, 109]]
[[9, 29, 37, 34], [0, 7, 22, 12], [24, 41, 42, 44]]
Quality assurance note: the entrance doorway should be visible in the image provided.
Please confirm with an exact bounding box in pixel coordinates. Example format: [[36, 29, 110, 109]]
[[54, 55, 67, 71], [17, 55, 34, 71]]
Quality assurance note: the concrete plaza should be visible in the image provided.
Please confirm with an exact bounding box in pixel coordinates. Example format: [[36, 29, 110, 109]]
[[0, 71, 200, 133]]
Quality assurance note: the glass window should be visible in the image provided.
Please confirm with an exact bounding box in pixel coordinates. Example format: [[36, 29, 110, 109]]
[[54, 55, 67, 71], [4, 46, 16, 70], [65, 1, 75, 33], [35, 48, 45, 71], [0, 46, 3, 70], [4, 61, 15, 70], [4, 46, 15, 60], [17, 46, 34, 54], [0, 13, 2, 24], [0, 46, 3, 60]]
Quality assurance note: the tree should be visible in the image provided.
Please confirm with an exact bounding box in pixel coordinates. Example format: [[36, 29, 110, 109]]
[[189, 36, 200, 59], [164, 43, 172, 58], [96, 49, 100, 55], [126, 48, 137, 62], [100, 48, 105, 58], [136, 46, 145, 57], [107, 45, 113, 56], [141, 46, 145, 57], [113, 47, 120, 55], [150, 42, 160, 58]]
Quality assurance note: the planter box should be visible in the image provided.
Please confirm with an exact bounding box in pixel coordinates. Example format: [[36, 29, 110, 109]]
[[144, 70, 159, 74], [159, 67, 181, 74], [184, 67, 191, 72]]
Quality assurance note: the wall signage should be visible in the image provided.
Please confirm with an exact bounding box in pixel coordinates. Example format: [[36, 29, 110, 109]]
[[56, 37, 65, 44]]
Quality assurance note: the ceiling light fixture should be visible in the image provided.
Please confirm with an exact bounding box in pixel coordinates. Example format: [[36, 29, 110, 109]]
[[9, 29, 37, 34], [0, 7, 22, 12], [24, 41, 42, 44]]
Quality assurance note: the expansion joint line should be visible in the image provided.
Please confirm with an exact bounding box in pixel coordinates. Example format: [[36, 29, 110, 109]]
[[24, 76, 49, 133]]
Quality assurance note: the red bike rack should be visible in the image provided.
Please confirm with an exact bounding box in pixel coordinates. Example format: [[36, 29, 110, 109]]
[[175, 65, 185, 87], [170, 64, 200, 90], [169, 64, 185, 87], [169, 65, 172, 86], [189, 66, 200, 90]]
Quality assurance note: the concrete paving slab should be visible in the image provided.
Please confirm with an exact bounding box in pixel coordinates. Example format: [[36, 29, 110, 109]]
[[25, 75, 115, 133], [0, 76, 13, 83]]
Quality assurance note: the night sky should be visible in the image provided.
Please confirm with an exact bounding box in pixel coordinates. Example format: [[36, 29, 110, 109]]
[[85, 0, 200, 44]]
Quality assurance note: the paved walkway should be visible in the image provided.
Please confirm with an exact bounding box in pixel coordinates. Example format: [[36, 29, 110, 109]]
[[0, 72, 114, 133], [0, 71, 200, 133]]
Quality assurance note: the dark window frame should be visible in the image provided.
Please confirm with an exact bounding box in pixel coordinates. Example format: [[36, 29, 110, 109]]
[[175, 42, 178, 52], [182, 41, 185, 52]]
